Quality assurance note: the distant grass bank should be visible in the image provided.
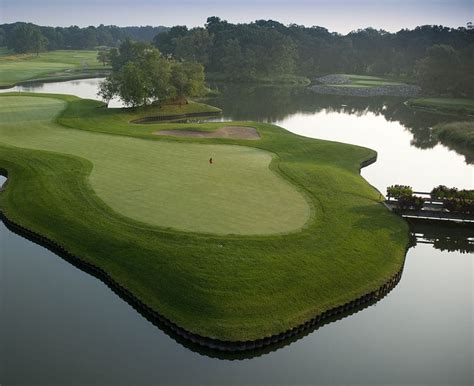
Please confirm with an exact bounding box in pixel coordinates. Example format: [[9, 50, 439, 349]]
[[407, 97, 474, 115], [433, 121, 474, 164], [0, 93, 407, 342], [206, 72, 310, 86], [0, 49, 108, 88], [312, 74, 420, 97]]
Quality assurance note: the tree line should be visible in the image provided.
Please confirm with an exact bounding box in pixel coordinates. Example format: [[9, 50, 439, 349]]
[[2, 18, 473, 97], [0, 22, 168, 53], [154, 17, 474, 96]]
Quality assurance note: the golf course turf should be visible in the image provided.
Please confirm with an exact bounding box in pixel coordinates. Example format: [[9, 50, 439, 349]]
[[407, 97, 474, 115], [0, 93, 408, 344], [0, 50, 105, 88]]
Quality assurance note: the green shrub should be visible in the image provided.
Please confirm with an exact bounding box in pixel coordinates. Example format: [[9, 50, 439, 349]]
[[397, 194, 424, 211], [387, 184, 412, 199], [443, 198, 474, 214], [431, 185, 474, 200]]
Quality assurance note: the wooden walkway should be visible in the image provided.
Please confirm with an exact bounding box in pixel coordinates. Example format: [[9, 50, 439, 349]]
[[384, 194, 474, 224]]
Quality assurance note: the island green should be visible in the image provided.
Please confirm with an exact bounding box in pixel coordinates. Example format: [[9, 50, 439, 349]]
[[0, 93, 407, 341]]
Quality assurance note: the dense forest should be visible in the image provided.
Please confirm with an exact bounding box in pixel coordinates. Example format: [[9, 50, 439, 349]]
[[1, 18, 473, 96], [154, 17, 474, 96], [0, 22, 168, 52]]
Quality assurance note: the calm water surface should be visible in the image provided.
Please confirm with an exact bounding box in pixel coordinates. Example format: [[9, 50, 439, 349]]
[[0, 80, 472, 385]]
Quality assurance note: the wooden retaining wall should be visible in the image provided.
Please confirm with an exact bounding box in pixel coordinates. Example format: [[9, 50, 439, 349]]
[[131, 110, 222, 124]]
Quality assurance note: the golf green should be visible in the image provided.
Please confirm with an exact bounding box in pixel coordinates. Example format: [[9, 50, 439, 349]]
[[0, 96, 310, 235]]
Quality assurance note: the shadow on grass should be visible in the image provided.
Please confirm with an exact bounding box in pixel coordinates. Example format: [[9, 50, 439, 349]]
[[348, 202, 409, 244]]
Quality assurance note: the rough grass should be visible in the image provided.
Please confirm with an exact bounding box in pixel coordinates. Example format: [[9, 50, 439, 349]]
[[0, 50, 105, 87], [407, 97, 474, 115], [0, 93, 408, 341], [433, 121, 474, 164]]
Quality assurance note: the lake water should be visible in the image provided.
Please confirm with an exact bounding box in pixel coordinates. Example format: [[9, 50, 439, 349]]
[[0, 79, 472, 385]]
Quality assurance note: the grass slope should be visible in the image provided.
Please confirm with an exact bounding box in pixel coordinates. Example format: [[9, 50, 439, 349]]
[[206, 72, 310, 86], [433, 121, 474, 164], [0, 93, 408, 341], [0, 50, 106, 88], [407, 97, 474, 115]]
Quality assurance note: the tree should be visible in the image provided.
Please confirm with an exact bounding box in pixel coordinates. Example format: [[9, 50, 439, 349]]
[[97, 76, 118, 105], [31, 28, 48, 55], [98, 40, 205, 107], [146, 56, 172, 102], [174, 28, 212, 65], [97, 49, 110, 66], [7, 24, 47, 54], [169, 60, 205, 101], [0, 28, 5, 46], [153, 25, 188, 55], [117, 62, 147, 107], [84, 26, 97, 49], [415, 44, 461, 95], [219, 39, 253, 80]]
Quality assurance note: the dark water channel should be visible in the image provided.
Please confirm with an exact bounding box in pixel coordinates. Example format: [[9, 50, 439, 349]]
[[0, 80, 472, 385]]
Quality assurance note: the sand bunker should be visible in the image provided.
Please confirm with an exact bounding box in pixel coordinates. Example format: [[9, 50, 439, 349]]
[[153, 126, 260, 140]]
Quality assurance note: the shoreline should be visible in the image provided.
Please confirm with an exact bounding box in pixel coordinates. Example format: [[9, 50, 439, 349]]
[[0, 70, 111, 90]]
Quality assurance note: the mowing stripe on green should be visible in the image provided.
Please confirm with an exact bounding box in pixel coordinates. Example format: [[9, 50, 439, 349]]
[[0, 96, 310, 235]]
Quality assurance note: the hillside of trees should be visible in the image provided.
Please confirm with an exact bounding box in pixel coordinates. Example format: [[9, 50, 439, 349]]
[[2, 18, 473, 97], [0, 22, 168, 52], [154, 17, 474, 96]]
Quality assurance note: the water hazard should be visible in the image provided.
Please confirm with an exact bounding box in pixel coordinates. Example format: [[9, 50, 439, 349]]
[[0, 80, 472, 385]]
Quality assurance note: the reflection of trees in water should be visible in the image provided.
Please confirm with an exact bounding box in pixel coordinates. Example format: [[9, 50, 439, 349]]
[[409, 221, 474, 254], [209, 83, 472, 162]]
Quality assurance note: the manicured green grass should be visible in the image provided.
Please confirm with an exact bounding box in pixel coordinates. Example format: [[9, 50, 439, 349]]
[[407, 97, 474, 114], [0, 96, 308, 235], [0, 50, 106, 88], [0, 93, 408, 341], [333, 74, 404, 88]]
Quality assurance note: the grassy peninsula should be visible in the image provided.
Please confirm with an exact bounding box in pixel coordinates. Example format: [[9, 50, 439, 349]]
[[0, 93, 408, 342]]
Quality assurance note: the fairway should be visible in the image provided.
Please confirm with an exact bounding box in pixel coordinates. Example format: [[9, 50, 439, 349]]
[[0, 50, 104, 87], [0, 96, 310, 235]]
